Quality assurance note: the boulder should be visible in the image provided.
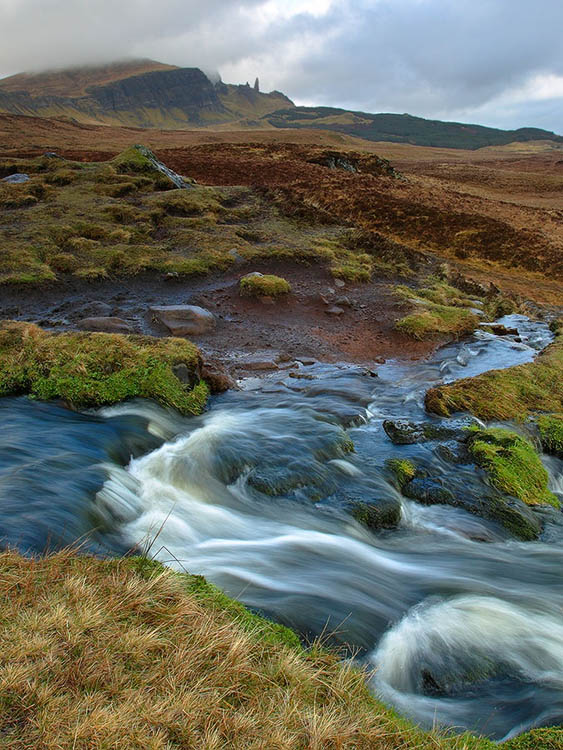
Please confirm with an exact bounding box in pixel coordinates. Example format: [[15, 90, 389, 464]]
[[150, 305, 216, 336], [2, 173, 30, 184], [201, 360, 236, 393], [401, 476, 542, 540], [383, 419, 462, 445], [76, 317, 133, 334], [351, 497, 402, 530]]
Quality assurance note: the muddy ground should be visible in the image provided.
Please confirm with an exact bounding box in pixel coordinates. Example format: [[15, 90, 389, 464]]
[[0, 261, 437, 379]]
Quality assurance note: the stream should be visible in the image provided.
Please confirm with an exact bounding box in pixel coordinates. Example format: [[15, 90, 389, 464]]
[[1, 315, 562, 741]]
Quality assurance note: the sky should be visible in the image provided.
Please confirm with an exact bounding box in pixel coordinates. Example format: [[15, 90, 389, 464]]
[[0, 0, 562, 133]]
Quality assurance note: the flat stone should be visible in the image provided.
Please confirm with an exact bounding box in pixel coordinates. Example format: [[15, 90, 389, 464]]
[[242, 358, 279, 371], [150, 305, 216, 336], [2, 173, 30, 184], [76, 317, 133, 334], [335, 296, 353, 307], [76, 301, 113, 317]]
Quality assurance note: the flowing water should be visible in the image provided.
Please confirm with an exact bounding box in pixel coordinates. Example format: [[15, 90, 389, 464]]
[[1, 315, 562, 741]]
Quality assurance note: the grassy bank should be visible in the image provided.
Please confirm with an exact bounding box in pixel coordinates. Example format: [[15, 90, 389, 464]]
[[0, 550, 559, 749], [0, 321, 208, 414], [0, 551, 491, 749], [425, 321, 563, 421], [0, 149, 415, 286]]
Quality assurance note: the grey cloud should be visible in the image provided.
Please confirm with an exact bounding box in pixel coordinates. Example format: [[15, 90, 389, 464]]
[[0, 0, 561, 132]]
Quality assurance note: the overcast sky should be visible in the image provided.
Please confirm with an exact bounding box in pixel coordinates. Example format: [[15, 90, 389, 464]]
[[0, 0, 561, 133]]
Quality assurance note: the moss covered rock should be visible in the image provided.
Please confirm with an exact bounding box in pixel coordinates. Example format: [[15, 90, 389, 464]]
[[467, 428, 559, 509], [0, 321, 208, 414], [537, 414, 563, 458], [240, 273, 291, 298], [385, 458, 416, 488]]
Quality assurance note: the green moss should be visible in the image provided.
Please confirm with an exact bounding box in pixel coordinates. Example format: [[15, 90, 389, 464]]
[[426, 327, 563, 421], [0, 321, 208, 415], [467, 427, 559, 508], [397, 306, 479, 340], [385, 458, 416, 487], [111, 145, 158, 175], [394, 282, 481, 340], [537, 414, 563, 457], [240, 273, 291, 297]]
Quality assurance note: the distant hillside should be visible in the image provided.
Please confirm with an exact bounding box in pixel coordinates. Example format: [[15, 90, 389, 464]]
[[0, 60, 293, 128], [265, 107, 563, 150], [0, 61, 561, 149]]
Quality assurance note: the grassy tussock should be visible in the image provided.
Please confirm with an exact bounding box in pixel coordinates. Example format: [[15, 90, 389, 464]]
[[0, 550, 497, 750], [240, 274, 291, 297], [0, 321, 208, 414], [394, 281, 481, 340], [425, 324, 563, 421], [0, 151, 419, 286]]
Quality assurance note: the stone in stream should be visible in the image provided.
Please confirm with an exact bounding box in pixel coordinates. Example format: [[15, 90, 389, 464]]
[[401, 476, 543, 541], [76, 317, 134, 334], [479, 323, 519, 336], [383, 419, 464, 445], [350, 497, 402, 530], [150, 304, 216, 336]]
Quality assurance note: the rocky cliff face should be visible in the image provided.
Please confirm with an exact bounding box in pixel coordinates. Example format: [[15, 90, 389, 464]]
[[0, 62, 294, 128]]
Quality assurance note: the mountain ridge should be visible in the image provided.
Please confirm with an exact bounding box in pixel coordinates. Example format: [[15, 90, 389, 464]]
[[0, 59, 561, 149]]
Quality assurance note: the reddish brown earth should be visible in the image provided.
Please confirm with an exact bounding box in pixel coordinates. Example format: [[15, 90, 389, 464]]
[[0, 260, 436, 379], [1, 114, 561, 375]]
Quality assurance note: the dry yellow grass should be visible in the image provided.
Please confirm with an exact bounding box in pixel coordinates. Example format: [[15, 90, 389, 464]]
[[0, 550, 498, 750]]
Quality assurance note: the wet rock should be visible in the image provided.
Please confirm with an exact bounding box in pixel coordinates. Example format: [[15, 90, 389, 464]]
[[403, 478, 456, 505], [150, 305, 216, 336], [172, 363, 199, 388], [402, 476, 542, 541], [335, 296, 353, 308], [479, 323, 519, 336], [241, 357, 279, 371], [2, 173, 30, 184], [351, 498, 401, 530], [76, 317, 134, 334], [295, 356, 317, 365], [436, 441, 472, 464], [76, 301, 113, 317], [383, 420, 462, 445], [325, 305, 345, 316], [201, 360, 236, 392]]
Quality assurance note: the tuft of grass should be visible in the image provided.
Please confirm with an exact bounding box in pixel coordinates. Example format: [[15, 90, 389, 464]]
[[502, 727, 563, 749], [0, 321, 208, 415], [425, 326, 563, 421], [240, 273, 291, 297], [394, 282, 481, 340], [385, 458, 416, 488], [537, 414, 563, 458], [0, 548, 500, 750], [467, 427, 559, 508]]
